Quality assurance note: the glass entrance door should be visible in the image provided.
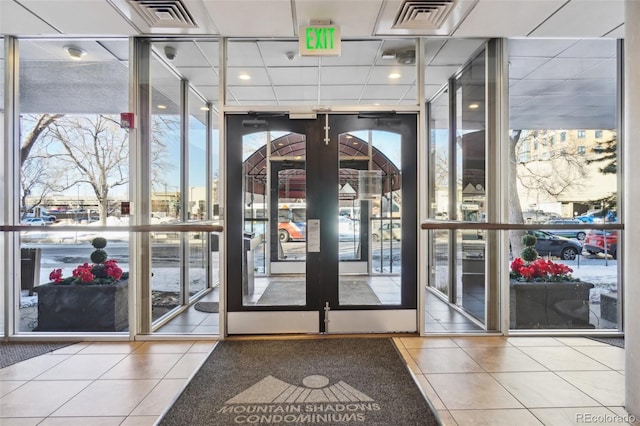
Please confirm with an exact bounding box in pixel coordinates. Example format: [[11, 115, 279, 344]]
[[226, 113, 417, 334]]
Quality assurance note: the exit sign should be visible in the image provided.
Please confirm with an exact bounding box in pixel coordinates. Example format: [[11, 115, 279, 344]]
[[299, 25, 341, 56]]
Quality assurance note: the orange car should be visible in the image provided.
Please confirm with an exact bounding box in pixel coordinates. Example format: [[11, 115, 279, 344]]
[[584, 230, 618, 259]]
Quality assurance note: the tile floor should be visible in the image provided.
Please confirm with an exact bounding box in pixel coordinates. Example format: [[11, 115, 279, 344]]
[[0, 336, 636, 425]]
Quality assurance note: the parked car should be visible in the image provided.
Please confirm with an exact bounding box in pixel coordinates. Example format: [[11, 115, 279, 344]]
[[543, 218, 587, 241], [371, 221, 401, 242], [21, 217, 49, 226], [584, 229, 618, 259], [526, 230, 582, 260]]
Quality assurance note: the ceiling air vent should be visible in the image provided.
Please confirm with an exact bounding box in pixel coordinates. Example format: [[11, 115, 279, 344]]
[[128, 0, 197, 28], [393, 0, 456, 30]]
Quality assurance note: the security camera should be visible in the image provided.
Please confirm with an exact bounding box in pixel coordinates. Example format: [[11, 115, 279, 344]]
[[164, 46, 177, 61], [286, 51, 296, 61]]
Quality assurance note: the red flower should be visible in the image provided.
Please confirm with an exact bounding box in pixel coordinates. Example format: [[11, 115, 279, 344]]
[[49, 268, 63, 284]]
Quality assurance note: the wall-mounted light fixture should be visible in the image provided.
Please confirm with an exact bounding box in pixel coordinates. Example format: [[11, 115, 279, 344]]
[[64, 45, 86, 60]]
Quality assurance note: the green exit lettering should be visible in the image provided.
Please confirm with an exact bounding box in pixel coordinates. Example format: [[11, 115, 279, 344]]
[[306, 27, 335, 50]]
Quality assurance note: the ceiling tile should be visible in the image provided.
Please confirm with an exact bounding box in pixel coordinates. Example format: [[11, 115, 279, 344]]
[[0, 0, 57, 35], [269, 67, 319, 85], [454, 0, 566, 37], [203, 0, 294, 37], [295, 0, 383, 37], [20, 0, 138, 35], [529, 0, 624, 37]]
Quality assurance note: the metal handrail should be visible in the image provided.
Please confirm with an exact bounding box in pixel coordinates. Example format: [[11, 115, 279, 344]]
[[0, 223, 224, 233], [421, 220, 623, 231]]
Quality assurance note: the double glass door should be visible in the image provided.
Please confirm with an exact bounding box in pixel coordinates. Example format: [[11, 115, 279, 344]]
[[226, 113, 417, 334]]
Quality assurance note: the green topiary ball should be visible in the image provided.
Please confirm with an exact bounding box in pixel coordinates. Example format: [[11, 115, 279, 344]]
[[522, 234, 537, 247], [521, 246, 539, 262], [92, 237, 108, 249], [90, 249, 108, 264]]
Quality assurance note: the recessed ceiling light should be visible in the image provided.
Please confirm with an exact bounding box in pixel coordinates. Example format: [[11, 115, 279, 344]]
[[157, 104, 167, 109], [64, 45, 86, 60], [345, 135, 353, 139], [388, 72, 401, 79], [469, 103, 479, 109], [238, 73, 251, 80], [200, 106, 210, 111]]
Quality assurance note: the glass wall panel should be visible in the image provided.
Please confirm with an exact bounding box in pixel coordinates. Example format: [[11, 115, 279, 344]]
[[0, 37, 5, 336], [428, 89, 451, 297], [150, 53, 183, 321], [187, 92, 208, 296], [227, 39, 417, 106], [508, 39, 620, 330], [16, 38, 130, 333]]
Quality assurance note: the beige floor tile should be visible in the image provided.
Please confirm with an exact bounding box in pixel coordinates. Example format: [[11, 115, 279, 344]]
[[449, 408, 543, 425], [0, 380, 26, 398], [519, 346, 610, 371], [530, 407, 629, 425], [413, 374, 446, 410], [555, 337, 610, 347], [506, 337, 565, 347], [35, 354, 128, 380], [0, 380, 92, 417], [0, 419, 43, 425], [572, 345, 625, 370], [426, 373, 523, 410], [437, 410, 458, 426], [164, 353, 209, 379], [130, 378, 188, 416], [100, 353, 184, 379], [461, 346, 547, 372], [50, 342, 91, 354], [451, 336, 511, 347], [556, 371, 625, 406], [133, 341, 196, 354], [492, 372, 599, 408], [191, 325, 220, 333], [408, 348, 484, 374], [395, 347, 422, 374], [120, 416, 161, 425], [0, 355, 69, 381], [38, 417, 126, 425], [77, 342, 144, 354], [187, 340, 218, 353], [52, 379, 159, 417], [399, 336, 459, 349]]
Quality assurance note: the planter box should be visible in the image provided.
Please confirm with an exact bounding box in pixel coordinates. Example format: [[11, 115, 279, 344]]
[[510, 281, 594, 329], [33, 280, 128, 332]]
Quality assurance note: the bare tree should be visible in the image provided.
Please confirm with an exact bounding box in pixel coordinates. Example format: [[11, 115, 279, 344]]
[[19, 114, 67, 217], [48, 115, 129, 224]]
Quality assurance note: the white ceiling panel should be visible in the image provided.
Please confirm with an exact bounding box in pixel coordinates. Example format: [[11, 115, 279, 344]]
[[229, 85, 277, 101], [227, 42, 265, 67], [153, 41, 212, 67], [526, 58, 605, 80], [274, 85, 318, 101], [454, 0, 566, 37], [0, 0, 57, 35], [269, 67, 319, 85], [258, 41, 319, 67], [508, 57, 552, 80], [227, 67, 272, 85], [180, 67, 218, 87], [429, 39, 486, 66], [320, 66, 371, 85], [203, 0, 294, 37], [360, 85, 414, 100], [425, 65, 462, 84], [19, 0, 138, 35], [368, 66, 416, 85], [529, 0, 624, 38], [558, 39, 617, 58], [320, 41, 383, 67], [508, 39, 577, 57], [319, 85, 365, 101], [294, 0, 383, 37]]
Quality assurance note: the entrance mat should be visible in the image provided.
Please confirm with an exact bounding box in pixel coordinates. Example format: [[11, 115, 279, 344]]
[[0, 342, 77, 369], [587, 336, 624, 348], [159, 338, 441, 425], [194, 302, 219, 313], [257, 280, 381, 306]]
